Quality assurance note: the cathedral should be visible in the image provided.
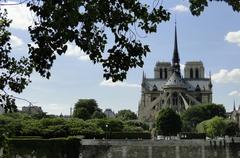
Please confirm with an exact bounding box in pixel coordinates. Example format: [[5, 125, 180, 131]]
[[138, 26, 213, 125]]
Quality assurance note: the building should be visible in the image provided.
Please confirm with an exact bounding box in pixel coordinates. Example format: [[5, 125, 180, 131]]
[[104, 109, 115, 118], [0, 105, 4, 114], [22, 106, 43, 115], [229, 100, 240, 128], [138, 25, 213, 124]]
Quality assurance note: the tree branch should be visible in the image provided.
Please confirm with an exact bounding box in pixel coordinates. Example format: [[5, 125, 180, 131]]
[[0, 0, 29, 6]]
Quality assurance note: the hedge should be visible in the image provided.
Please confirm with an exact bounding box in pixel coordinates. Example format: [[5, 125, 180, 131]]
[[6, 136, 81, 158], [83, 132, 151, 139]]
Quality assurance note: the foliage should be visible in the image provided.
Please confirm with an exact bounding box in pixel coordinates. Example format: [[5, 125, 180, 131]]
[[84, 132, 151, 139], [224, 120, 239, 136], [87, 118, 124, 132], [6, 137, 81, 158], [196, 116, 225, 138], [0, 1, 240, 112], [26, 0, 170, 81], [116, 109, 137, 121], [182, 104, 226, 132], [0, 113, 147, 139], [73, 107, 91, 120], [189, 0, 240, 16], [0, 113, 96, 138], [123, 125, 143, 132], [0, 8, 32, 112], [195, 116, 237, 138], [91, 110, 106, 119], [125, 120, 149, 130], [156, 108, 182, 136], [73, 99, 105, 120]]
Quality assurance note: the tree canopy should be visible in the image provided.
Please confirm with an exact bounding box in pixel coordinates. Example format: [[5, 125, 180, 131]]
[[0, 9, 32, 112], [195, 116, 239, 138], [156, 108, 182, 136], [116, 109, 137, 121], [73, 99, 105, 120], [0, 0, 240, 111], [181, 104, 226, 131]]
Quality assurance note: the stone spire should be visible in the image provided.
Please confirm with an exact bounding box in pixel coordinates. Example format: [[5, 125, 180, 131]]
[[142, 71, 145, 82], [172, 22, 180, 74], [233, 99, 236, 111], [208, 72, 213, 89]]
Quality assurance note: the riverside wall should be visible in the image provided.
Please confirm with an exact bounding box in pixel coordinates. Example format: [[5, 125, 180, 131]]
[[1, 139, 240, 158], [80, 139, 240, 158]]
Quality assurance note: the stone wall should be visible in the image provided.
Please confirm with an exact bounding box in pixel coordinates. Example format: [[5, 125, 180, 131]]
[[2, 139, 240, 158], [80, 139, 240, 158]]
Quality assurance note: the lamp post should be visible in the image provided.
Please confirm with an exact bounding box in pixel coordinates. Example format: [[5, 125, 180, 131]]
[[106, 124, 108, 140]]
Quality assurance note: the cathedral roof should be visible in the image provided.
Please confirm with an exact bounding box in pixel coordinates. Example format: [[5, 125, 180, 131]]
[[164, 72, 187, 89]]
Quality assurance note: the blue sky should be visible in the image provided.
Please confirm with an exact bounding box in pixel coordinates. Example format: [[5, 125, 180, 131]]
[[2, 1, 240, 115]]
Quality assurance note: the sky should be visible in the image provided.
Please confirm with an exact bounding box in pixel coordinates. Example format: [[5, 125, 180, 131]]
[[1, 1, 240, 115]]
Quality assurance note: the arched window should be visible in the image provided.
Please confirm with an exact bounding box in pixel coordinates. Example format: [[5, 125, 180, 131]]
[[172, 92, 178, 106], [164, 68, 168, 79], [195, 68, 199, 79], [160, 68, 163, 79], [190, 68, 193, 78]]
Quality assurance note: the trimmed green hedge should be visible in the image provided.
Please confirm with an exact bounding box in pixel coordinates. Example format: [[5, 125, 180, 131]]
[[83, 132, 151, 139], [6, 137, 81, 158]]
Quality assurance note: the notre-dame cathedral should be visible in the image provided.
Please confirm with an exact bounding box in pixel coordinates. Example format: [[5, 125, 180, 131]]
[[138, 26, 213, 125]]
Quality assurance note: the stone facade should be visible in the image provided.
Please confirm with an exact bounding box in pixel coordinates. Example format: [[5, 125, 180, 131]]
[[22, 106, 43, 115], [104, 109, 115, 118], [138, 26, 213, 124], [230, 101, 240, 129], [0, 105, 4, 114]]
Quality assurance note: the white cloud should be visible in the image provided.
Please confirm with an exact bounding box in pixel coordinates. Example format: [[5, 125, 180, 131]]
[[228, 91, 240, 97], [171, 4, 189, 13], [65, 43, 89, 61], [10, 35, 23, 48], [100, 79, 140, 88], [225, 30, 240, 46], [212, 69, 240, 83], [2, 1, 33, 30]]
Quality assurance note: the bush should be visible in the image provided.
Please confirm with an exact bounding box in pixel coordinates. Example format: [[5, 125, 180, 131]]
[[6, 137, 81, 158], [87, 118, 124, 132], [83, 132, 151, 139], [125, 120, 149, 130]]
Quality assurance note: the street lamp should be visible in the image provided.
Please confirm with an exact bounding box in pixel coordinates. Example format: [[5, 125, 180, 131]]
[[106, 124, 108, 140]]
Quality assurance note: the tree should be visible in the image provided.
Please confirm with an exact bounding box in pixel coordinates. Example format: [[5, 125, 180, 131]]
[[156, 108, 182, 136], [224, 120, 239, 137], [0, 8, 32, 112], [73, 107, 91, 120], [116, 109, 137, 121], [92, 110, 106, 119], [182, 104, 226, 132], [1, 1, 240, 111], [196, 116, 226, 138], [73, 99, 104, 120]]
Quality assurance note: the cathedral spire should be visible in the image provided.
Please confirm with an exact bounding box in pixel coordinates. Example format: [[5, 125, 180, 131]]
[[233, 99, 236, 111], [142, 71, 145, 82], [172, 22, 180, 74], [208, 72, 213, 89]]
